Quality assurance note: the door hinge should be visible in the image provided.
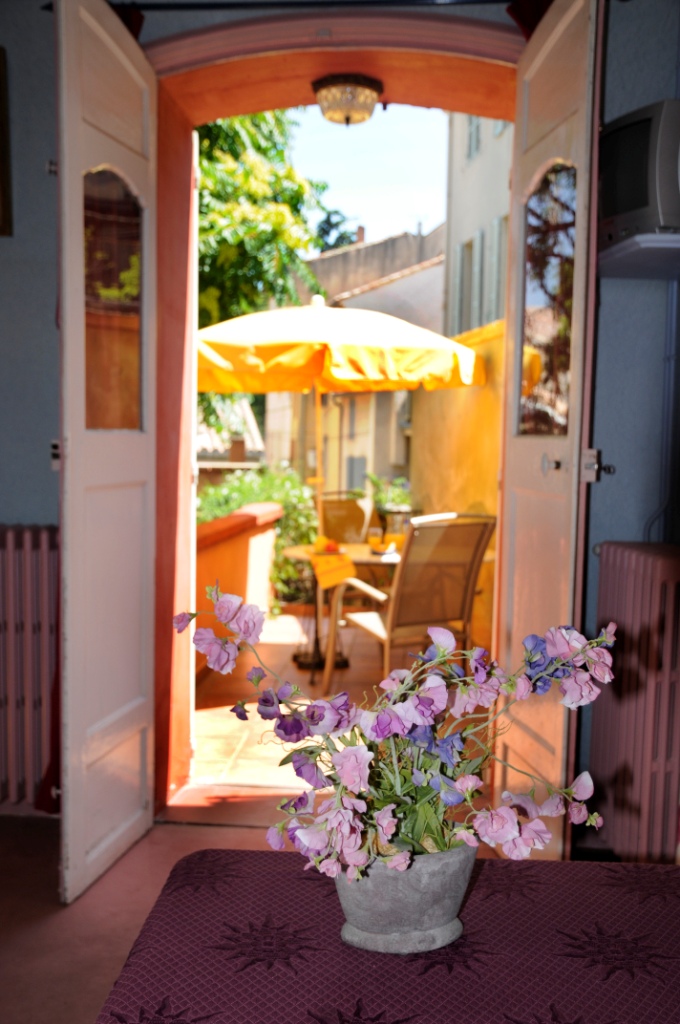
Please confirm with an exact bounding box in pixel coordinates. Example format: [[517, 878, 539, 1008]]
[[581, 448, 616, 483]]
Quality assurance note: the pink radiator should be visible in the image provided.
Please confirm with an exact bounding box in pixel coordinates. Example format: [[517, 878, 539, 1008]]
[[590, 542, 680, 863], [0, 526, 59, 806]]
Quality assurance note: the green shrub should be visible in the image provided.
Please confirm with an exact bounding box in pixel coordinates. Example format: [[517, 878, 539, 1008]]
[[197, 466, 318, 609]]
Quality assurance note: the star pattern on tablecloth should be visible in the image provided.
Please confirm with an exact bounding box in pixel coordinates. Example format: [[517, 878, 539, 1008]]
[[211, 915, 318, 973], [109, 995, 217, 1023], [472, 862, 546, 901], [307, 998, 419, 1024], [597, 864, 680, 904], [406, 932, 492, 976], [557, 921, 676, 980], [503, 1004, 620, 1024], [162, 850, 241, 895]]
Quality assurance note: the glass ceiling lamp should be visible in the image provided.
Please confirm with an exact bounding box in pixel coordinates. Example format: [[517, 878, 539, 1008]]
[[312, 74, 384, 126]]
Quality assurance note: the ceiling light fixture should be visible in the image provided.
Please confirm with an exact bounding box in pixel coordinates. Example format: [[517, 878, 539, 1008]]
[[312, 74, 384, 126]]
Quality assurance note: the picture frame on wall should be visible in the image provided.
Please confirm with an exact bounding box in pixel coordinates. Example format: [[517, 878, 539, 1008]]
[[0, 48, 12, 237]]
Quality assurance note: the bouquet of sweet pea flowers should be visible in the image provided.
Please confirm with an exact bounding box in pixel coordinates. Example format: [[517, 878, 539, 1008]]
[[174, 587, 615, 880]]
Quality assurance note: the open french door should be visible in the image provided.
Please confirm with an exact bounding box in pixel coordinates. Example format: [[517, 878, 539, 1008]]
[[57, 0, 157, 902], [494, 0, 601, 856]]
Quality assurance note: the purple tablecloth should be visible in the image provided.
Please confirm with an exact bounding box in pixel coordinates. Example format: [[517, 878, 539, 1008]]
[[99, 849, 680, 1024]]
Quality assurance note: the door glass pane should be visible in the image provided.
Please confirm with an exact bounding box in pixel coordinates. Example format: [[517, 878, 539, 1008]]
[[84, 170, 142, 429], [519, 163, 576, 436]]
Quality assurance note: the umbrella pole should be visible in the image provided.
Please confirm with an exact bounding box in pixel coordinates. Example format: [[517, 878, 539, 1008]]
[[314, 385, 324, 535]]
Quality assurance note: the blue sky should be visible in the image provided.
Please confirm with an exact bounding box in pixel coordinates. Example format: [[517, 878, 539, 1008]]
[[289, 104, 449, 245]]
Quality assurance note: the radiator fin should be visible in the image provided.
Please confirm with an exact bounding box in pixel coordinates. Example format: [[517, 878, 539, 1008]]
[[0, 526, 59, 807], [591, 542, 680, 863]]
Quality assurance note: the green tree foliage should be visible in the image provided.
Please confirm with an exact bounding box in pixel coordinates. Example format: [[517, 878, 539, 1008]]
[[317, 208, 357, 251], [197, 110, 325, 328]]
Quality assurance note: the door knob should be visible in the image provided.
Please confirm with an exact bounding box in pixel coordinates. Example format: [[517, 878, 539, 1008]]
[[541, 453, 562, 475]]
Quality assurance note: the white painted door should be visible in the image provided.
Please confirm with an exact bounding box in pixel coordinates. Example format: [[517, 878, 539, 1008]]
[[494, 0, 599, 854], [57, 0, 156, 902]]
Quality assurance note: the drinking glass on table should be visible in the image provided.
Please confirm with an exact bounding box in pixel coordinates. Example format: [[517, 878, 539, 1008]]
[[367, 527, 384, 552]]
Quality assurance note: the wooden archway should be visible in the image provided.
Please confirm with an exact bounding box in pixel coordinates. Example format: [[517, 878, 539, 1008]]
[[152, 11, 523, 808]]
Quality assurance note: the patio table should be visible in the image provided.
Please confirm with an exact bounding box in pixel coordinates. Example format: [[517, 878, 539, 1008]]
[[97, 848, 680, 1024]]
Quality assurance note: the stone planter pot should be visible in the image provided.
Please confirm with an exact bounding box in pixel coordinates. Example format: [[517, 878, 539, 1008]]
[[334, 845, 477, 954]]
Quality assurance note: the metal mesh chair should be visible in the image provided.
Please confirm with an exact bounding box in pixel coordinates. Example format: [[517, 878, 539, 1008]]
[[320, 512, 496, 694]]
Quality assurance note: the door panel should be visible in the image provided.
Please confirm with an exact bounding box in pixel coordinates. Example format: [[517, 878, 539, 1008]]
[[495, 0, 599, 857], [58, 0, 156, 902]]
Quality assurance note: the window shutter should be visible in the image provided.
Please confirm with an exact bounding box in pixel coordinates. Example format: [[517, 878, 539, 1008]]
[[489, 216, 502, 321], [453, 242, 465, 335]]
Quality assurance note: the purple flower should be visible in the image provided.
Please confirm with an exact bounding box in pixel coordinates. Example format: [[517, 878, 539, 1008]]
[[172, 612, 192, 633], [331, 746, 373, 792], [213, 593, 243, 625], [379, 669, 408, 691], [229, 602, 265, 645], [193, 628, 238, 674], [257, 688, 280, 720], [266, 826, 285, 850], [412, 767, 428, 787], [430, 773, 464, 806], [230, 702, 248, 721], [470, 647, 490, 684], [419, 674, 448, 714], [281, 790, 316, 814], [274, 712, 311, 743], [408, 725, 436, 752], [522, 634, 551, 679], [291, 752, 328, 790], [359, 707, 408, 741], [327, 692, 360, 733], [305, 700, 341, 735], [277, 681, 294, 699], [436, 731, 464, 769], [427, 626, 456, 654], [247, 666, 266, 684]]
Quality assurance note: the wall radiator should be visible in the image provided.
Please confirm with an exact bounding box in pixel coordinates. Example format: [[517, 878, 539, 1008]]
[[0, 526, 59, 807], [590, 542, 680, 863]]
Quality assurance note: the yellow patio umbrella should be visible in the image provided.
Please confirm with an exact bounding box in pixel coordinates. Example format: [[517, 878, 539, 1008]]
[[197, 296, 486, 524]]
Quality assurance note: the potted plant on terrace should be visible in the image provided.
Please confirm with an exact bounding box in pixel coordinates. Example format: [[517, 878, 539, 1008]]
[[173, 591, 615, 955]]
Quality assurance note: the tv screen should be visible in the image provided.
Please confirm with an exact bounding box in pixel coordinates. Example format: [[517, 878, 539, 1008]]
[[599, 118, 651, 219]]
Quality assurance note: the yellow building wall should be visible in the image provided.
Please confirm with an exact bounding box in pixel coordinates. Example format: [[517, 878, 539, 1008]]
[[410, 320, 505, 649]]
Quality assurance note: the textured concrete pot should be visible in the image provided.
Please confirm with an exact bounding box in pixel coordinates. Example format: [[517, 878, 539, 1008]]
[[334, 844, 477, 954]]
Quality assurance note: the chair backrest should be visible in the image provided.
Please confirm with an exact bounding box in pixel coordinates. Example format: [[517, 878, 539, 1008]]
[[321, 493, 378, 543], [387, 513, 496, 643]]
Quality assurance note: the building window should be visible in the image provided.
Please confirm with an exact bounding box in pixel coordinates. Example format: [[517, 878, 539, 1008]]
[[488, 215, 509, 322], [466, 115, 481, 159]]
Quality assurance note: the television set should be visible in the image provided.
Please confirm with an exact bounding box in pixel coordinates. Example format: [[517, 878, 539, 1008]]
[[598, 99, 680, 251]]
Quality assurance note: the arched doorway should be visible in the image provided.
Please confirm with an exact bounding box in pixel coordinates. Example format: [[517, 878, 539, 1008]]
[[150, 10, 523, 808]]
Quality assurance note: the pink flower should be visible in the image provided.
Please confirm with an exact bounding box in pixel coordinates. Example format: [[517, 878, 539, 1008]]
[[450, 676, 500, 718], [318, 858, 341, 878], [375, 804, 397, 844], [592, 814, 604, 830], [295, 822, 331, 856], [539, 793, 565, 817], [172, 612, 192, 633], [502, 790, 540, 819], [453, 827, 479, 847], [455, 774, 483, 797], [385, 850, 411, 871], [570, 771, 594, 801], [427, 626, 456, 654], [193, 628, 238, 674], [359, 708, 408, 741], [513, 674, 532, 700], [379, 669, 408, 691], [502, 834, 533, 859], [601, 621, 617, 644], [559, 670, 601, 709], [213, 592, 242, 625], [568, 802, 588, 824], [229, 602, 265, 644], [545, 625, 589, 661], [331, 746, 373, 792], [521, 818, 552, 849], [473, 806, 520, 847]]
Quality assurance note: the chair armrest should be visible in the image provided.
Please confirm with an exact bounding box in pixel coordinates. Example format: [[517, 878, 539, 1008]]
[[334, 577, 390, 604]]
